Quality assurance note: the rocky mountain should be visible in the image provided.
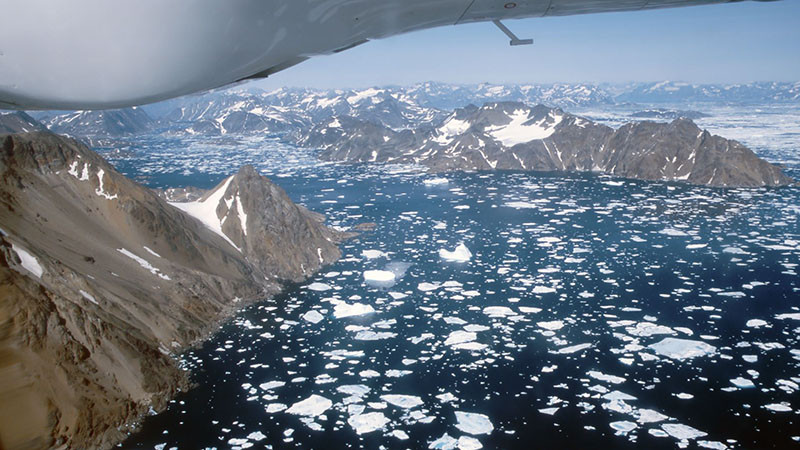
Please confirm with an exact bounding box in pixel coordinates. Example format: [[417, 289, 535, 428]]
[[0, 111, 49, 134], [0, 131, 341, 449], [42, 107, 156, 137], [298, 102, 794, 188], [403, 82, 614, 110]]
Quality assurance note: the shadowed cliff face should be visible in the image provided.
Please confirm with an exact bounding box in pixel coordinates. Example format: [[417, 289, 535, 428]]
[[0, 131, 341, 449], [298, 102, 794, 188]]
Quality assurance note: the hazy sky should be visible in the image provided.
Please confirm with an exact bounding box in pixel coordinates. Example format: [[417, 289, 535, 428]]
[[254, 1, 799, 90]]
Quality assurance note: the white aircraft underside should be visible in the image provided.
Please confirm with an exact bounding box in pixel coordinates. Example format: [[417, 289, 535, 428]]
[[0, 0, 761, 110]]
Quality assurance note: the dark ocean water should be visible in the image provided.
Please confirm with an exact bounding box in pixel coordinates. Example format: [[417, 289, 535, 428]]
[[102, 124, 800, 449]]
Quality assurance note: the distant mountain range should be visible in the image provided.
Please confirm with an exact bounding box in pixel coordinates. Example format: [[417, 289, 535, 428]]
[[0, 112, 343, 448], [22, 81, 800, 139], [296, 102, 794, 188]]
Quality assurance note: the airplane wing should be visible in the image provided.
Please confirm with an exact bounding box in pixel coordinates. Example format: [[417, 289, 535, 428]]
[[0, 0, 764, 110]]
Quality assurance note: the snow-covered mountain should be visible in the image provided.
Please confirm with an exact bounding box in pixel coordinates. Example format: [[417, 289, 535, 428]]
[[42, 107, 156, 137], [616, 81, 800, 104], [27, 81, 799, 139]]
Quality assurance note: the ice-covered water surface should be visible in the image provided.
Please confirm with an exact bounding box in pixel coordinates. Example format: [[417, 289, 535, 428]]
[[118, 123, 799, 449]]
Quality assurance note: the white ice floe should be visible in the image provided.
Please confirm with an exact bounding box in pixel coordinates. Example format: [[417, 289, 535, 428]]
[[354, 331, 396, 340], [557, 343, 592, 354], [625, 322, 675, 337], [483, 306, 516, 318], [337, 385, 371, 397], [361, 249, 387, 259], [457, 435, 483, 450], [333, 302, 375, 318], [775, 313, 800, 321], [286, 395, 332, 417], [302, 310, 324, 324], [730, 377, 755, 389], [661, 423, 707, 440], [745, 319, 768, 328], [265, 403, 287, 413], [439, 244, 472, 262], [363, 270, 396, 282], [454, 412, 494, 435], [307, 282, 331, 291], [587, 371, 626, 384], [381, 394, 424, 409], [10, 243, 44, 278], [418, 282, 441, 292], [445, 331, 477, 346], [259, 381, 285, 391], [348, 412, 389, 434], [763, 402, 792, 412], [537, 320, 565, 331], [636, 409, 669, 424], [423, 177, 450, 186], [609, 421, 637, 436], [648, 338, 716, 360], [429, 433, 458, 449], [532, 286, 557, 294]]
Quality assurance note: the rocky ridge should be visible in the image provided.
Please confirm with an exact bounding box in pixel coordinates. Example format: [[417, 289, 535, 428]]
[[298, 102, 794, 188], [0, 129, 341, 449]]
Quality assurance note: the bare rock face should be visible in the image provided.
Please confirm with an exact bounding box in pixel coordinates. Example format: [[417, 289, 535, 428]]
[[167, 165, 342, 282], [299, 102, 794, 188], [0, 111, 49, 134], [0, 131, 341, 449]]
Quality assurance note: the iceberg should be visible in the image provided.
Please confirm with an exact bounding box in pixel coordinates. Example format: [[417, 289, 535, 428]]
[[439, 243, 472, 262], [364, 270, 396, 282]]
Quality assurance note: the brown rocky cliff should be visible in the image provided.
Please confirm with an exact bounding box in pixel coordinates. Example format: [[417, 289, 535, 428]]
[[0, 131, 342, 449]]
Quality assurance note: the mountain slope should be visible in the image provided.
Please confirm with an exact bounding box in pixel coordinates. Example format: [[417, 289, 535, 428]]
[[0, 131, 340, 449], [298, 102, 794, 188], [42, 107, 155, 137]]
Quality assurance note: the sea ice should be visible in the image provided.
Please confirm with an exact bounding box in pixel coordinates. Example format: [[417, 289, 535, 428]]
[[429, 433, 458, 449], [362, 249, 387, 259], [483, 306, 515, 317], [286, 395, 332, 417], [648, 338, 716, 360], [661, 423, 707, 440], [454, 412, 494, 435], [333, 302, 375, 319], [302, 310, 324, 324], [610, 421, 637, 436], [730, 377, 755, 389], [364, 270, 396, 282], [307, 282, 331, 291], [347, 412, 389, 434], [587, 371, 626, 384], [381, 394, 424, 409], [439, 244, 472, 262], [537, 320, 565, 331], [458, 436, 483, 450], [445, 331, 478, 346]]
